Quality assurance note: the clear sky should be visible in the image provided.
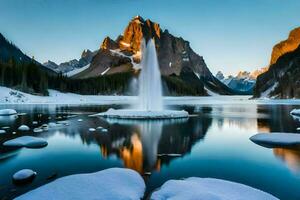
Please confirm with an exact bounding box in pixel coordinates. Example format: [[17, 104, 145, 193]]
[[1, 0, 300, 76]]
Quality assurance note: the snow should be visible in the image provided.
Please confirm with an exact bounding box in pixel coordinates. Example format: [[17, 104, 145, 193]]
[[3, 136, 48, 148], [110, 49, 140, 70], [119, 41, 130, 47], [101, 67, 111, 75], [0, 109, 17, 116], [94, 108, 189, 119], [89, 128, 96, 132], [169, 62, 172, 67], [290, 109, 300, 116], [13, 169, 36, 183], [182, 58, 189, 62], [15, 168, 145, 200], [250, 133, 300, 146], [204, 86, 219, 96], [1, 86, 300, 106], [151, 177, 278, 200], [18, 125, 30, 131], [261, 83, 278, 98], [32, 121, 38, 125], [0, 130, 6, 134], [65, 64, 90, 77]]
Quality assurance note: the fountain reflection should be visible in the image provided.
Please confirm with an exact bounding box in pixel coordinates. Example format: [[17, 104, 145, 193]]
[[74, 116, 212, 174]]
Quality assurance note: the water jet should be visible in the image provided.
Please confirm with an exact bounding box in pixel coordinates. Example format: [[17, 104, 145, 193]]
[[97, 39, 188, 119]]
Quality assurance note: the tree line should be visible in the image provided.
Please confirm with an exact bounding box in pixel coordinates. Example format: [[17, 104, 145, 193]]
[[0, 58, 205, 96]]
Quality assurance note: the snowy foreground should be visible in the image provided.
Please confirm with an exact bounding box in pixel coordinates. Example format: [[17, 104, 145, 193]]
[[1, 86, 300, 105], [14, 168, 278, 200], [15, 168, 145, 200]]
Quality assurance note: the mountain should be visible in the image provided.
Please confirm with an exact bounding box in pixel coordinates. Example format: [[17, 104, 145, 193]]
[[253, 27, 300, 98], [253, 44, 300, 98], [43, 49, 97, 74], [216, 71, 255, 93], [0, 33, 36, 64], [270, 27, 300, 65], [73, 16, 238, 95]]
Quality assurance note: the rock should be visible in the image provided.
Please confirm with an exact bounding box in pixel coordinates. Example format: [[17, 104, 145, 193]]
[[13, 169, 36, 184], [253, 28, 300, 99], [14, 168, 145, 200], [250, 133, 300, 147], [0, 109, 17, 116], [3, 136, 48, 148], [0, 129, 6, 134], [88, 128, 96, 132], [18, 125, 30, 131], [151, 177, 278, 200]]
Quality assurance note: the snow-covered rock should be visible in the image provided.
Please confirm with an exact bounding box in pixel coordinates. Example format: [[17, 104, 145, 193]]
[[151, 177, 278, 200], [33, 128, 43, 133], [290, 109, 300, 116], [18, 125, 30, 131], [3, 136, 48, 148], [96, 108, 189, 119], [77, 119, 83, 122], [89, 128, 96, 132], [0, 129, 6, 134], [15, 168, 145, 200], [0, 109, 17, 116], [250, 133, 300, 146], [13, 169, 36, 184], [32, 121, 38, 125]]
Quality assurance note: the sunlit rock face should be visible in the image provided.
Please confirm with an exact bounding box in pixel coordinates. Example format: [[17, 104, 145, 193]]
[[253, 45, 300, 98], [251, 27, 300, 81], [270, 27, 300, 65]]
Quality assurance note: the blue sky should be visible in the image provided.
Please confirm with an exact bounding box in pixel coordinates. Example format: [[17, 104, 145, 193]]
[[0, 0, 300, 76]]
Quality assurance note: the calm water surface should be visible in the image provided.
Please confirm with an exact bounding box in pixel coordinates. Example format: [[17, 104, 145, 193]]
[[0, 103, 300, 199]]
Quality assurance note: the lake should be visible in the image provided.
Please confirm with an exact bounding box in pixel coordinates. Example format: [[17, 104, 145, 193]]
[[0, 102, 300, 199]]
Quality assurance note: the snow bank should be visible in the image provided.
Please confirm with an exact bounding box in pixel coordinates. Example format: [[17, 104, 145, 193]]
[[250, 133, 300, 146], [151, 177, 278, 200], [65, 64, 90, 77], [15, 168, 145, 200], [3, 136, 48, 148], [13, 169, 36, 183], [0, 109, 17, 116], [290, 109, 300, 116]]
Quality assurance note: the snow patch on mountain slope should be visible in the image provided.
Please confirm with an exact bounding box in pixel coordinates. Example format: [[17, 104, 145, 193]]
[[65, 64, 90, 77]]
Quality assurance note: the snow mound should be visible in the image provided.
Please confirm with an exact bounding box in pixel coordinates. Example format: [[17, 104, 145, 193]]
[[15, 168, 145, 200], [151, 177, 278, 200], [89, 128, 96, 132], [95, 108, 189, 119], [33, 128, 43, 133], [13, 169, 36, 183], [250, 133, 300, 147], [3, 136, 48, 148], [0, 129, 6, 134], [0, 109, 17, 116], [18, 125, 30, 131], [290, 109, 300, 116]]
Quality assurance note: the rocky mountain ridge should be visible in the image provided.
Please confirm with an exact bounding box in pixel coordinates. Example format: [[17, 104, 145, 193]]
[[73, 16, 238, 95], [43, 49, 97, 74]]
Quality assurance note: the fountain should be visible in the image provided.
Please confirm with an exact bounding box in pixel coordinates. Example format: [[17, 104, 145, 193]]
[[97, 39, 188, 119]]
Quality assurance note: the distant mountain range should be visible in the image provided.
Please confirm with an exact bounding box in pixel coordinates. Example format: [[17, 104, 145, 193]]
[[216, 71, 255, 93], [254, 27, 300, 98]]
